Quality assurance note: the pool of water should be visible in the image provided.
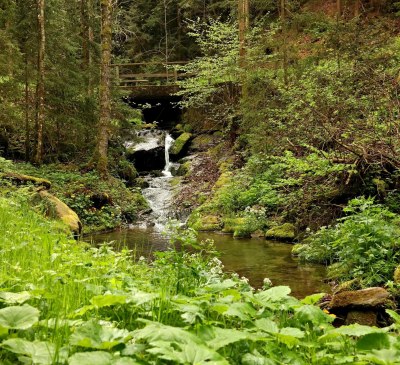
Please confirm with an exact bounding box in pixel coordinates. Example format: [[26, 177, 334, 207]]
[[89, 227, 329, 298]]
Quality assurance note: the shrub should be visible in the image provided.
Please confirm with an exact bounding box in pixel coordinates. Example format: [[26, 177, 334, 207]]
[[299, 197, 400, 286]]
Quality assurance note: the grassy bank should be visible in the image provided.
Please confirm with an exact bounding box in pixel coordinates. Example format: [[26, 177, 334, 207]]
[[0, 158, 148, 234], [1, 195, 400, 364]]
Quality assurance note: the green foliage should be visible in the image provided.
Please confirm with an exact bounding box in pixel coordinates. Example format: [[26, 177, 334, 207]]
[[1, 195, 400, 363], [4, 162, 148, 233], [299, 197, 400, 286]]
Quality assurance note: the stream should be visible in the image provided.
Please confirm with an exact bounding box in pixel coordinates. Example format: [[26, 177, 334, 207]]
[[91, 128, 329, 299]]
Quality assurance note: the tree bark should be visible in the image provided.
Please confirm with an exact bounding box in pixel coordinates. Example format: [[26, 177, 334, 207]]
[[34, 0, 45, 165], [280, 0, 288, 85], [238, 0, 249, 65], [337, 0, 342, 17], [94, 0, 112, 177]]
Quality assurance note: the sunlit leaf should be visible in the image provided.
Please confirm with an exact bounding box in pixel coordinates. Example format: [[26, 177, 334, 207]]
[[70, 320, 129, 350], [91, 294, 127, 308], [356, 333, 391, 351], [1, 339, 56, 365], [0, 304, 40, 329], [0, 291, 31, 304]]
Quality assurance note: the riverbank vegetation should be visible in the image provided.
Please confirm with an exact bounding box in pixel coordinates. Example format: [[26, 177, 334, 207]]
[[2, 195, 400, 364], [3, 0, 400, 362]]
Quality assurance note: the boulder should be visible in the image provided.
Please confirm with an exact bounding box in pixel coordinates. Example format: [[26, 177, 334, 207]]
[[37, 190, 82, 238], [189, 214, 222, 231], [170, 133, 192, 157], [329, 287, 390, 310], [265, 223, 295, 241], [3, 172, 51, 189]]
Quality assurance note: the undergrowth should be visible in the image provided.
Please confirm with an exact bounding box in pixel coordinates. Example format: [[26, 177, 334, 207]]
[[0, 160, 148, 233], [298, 197, 400, 287], [1, 195, 400, 364]]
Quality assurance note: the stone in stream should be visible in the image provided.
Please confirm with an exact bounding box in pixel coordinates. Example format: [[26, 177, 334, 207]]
[[265, 223, 296, 241]]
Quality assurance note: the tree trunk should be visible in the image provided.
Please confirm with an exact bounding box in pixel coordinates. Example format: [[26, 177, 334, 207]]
[[337, 0, 342, 17], [354, 0, 361, 16], [25, 55, 30, 161], [280, 0, 288, 85], [238, 0, 249, 65], [34, 0, 45, 165], [94, 0, 112, 177]]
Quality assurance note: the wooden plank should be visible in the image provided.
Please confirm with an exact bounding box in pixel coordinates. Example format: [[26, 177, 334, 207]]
[[111, 61, 188, 67]]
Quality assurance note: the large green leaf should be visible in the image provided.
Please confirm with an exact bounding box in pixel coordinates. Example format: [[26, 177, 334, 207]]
[[294, 305, 333, 327], [254, 286, 292, 304], [0, 291, 31, 305], [146, 340, 230, 365], [134, 320, 202, 345], [1, 339, 56, 365], [0, 304, 40, 329], [91, 294, 127, 308], [68, 351, 140, 365], [356, 333, 391, 351], [70, 320, 129, 350], [207, 327, 250, 350]]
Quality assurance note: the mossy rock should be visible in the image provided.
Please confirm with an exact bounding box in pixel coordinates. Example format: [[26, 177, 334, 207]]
[[265, 223, 296, 241], [223, 217, 256, 238], [3, 172, 51, 189], [37, 190, 82, 238], [118, 160, 138, 185], [176, 161, 191, 177], [394, 265, 400, 284], [292, 244, 306, 256], [170, 133, 192, 156], [189, 214, 222, 231], [214, 172, 232, 190], [190, 134, 217, 151], [222, 217, 246, 234]]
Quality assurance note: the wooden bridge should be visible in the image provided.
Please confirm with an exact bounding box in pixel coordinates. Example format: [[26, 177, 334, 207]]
[[112, 61, 189, 89]]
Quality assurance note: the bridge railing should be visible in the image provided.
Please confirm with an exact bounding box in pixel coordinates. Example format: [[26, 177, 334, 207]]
[[111, 61, 189, 88]]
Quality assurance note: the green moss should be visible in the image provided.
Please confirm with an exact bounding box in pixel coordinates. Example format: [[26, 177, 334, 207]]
[[35, 190, 82, 237], [176, 161, 191, 176], [170, 133, 192, 156], [394, 265, 400, 284], [190, 134, 216, 151], [222, 217, 246, 234], [292, 244, 306, 256], [373, 178, 387, 195], [266, 223, 296, 241], [3, 172, 51, 189], [188, 213, 222, 231]]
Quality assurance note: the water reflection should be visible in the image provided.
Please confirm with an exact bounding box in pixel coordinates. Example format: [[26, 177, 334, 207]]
[[90, 228, 329, 298]]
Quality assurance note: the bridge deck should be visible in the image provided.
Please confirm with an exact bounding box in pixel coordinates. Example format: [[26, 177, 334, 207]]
[[112, 61, 189, 88]]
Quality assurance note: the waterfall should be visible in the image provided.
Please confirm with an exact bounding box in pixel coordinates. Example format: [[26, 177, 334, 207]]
[[162, 134, 174, 177]]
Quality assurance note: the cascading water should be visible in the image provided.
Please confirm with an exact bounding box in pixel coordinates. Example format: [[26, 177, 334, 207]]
[[134, 132, 176, 230], [162, 134, 174, 177]]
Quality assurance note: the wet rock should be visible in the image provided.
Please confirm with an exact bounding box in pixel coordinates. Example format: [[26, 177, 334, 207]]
[[3, 172, 51, 189], [170, 133, 192, 157], [330, 287, 390, 310], [127, 146, 165, 172], [251, 230, 265, 239], [265, 223, 295, 241]]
